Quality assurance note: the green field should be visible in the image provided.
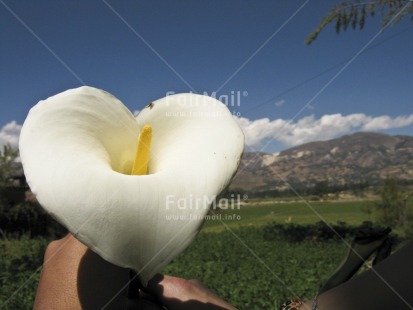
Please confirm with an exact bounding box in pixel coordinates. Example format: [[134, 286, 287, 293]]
[[0, 200, 385, 309], [1, 228, 349, 310], [203, 200, 375, 232]]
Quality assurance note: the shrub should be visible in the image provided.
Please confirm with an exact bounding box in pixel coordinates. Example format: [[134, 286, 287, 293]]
[[0, 201, 66, 239]]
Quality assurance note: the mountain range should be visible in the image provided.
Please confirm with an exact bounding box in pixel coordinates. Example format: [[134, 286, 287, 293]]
[[230, 132, 413, 193]]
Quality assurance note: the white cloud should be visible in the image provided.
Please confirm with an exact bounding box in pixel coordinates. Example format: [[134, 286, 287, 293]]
[[362, 114, 413, 131], [2, 112, 413, 154], [0, 121, 22, 151], [234, 113, 413, 149]]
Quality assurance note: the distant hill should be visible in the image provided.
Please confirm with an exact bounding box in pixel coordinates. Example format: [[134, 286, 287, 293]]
[[230, 132, 413, 193]]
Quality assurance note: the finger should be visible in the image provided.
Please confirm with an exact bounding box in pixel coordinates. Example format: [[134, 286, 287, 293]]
[[142, 274, 166, 296]]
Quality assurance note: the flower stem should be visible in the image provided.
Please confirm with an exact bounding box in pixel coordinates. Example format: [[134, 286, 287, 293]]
[[128, 269, 142, 299]]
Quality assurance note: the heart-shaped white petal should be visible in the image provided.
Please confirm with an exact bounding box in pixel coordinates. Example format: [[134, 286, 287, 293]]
[[19, 86, 244, 284]]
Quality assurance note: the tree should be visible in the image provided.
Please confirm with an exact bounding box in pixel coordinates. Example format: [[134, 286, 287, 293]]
[[0, 146, 67, 238], [375, 178, 411, 233], [0, 145, 20, 188], [306, 0, 413, 44]]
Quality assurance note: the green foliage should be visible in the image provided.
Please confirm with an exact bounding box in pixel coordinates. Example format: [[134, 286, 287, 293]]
[[0, 145, 19, 188], [0, 201, 67, 239], [0, 237, 49, 309], [0, 221, 403, 309], [261, 221, 386, 243], [306, 0, 413, 44], [204, 200, 375, 232], [245, 180, 371, 199], [163, 225, 349, 309], [375, 178, 413, 235], [375, 178, 400, 225], [0, 145, 66, 239], [0, 225, 356, 310]]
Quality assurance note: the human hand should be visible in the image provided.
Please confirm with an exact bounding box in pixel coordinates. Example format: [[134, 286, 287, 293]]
[[34, 235, 236, 309], [143, 274, 237, 310], [34, 234, 162, 309]]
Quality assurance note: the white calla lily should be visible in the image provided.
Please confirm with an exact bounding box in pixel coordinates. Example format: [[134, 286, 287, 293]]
[[19, 86, 244, 284]]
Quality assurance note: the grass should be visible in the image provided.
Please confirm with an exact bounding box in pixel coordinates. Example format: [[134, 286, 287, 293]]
[[0, 199, 379, 309], [203, 200, 375, 232], [162, 226, 347, 309], [0, 237, 49, 309], [0, 228, 349, 310]]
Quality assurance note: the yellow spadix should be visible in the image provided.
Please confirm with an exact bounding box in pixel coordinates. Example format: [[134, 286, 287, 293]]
[[131, 125, 152, 176]]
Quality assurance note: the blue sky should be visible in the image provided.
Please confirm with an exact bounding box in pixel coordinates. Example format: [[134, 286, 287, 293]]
[[1, 0, 412, 153]]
